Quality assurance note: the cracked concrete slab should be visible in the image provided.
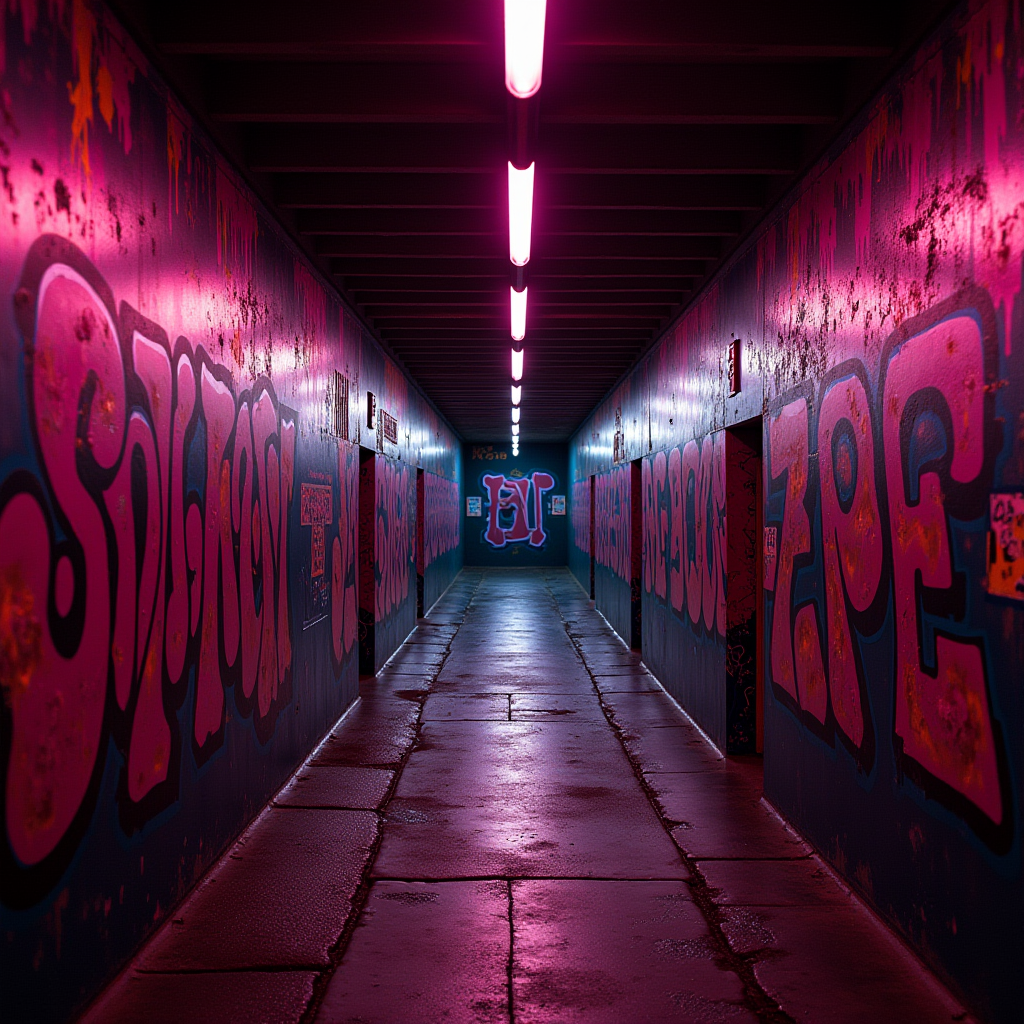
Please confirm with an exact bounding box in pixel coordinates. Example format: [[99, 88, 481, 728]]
[[316, 881, 510, 1024]]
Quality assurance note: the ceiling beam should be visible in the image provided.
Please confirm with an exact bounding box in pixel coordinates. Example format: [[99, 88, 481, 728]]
[[297, 209, 742, 237], [354, 291, 687, 306], [296, 209, 497, 235], [208, 60, 839, 126], [157, 0, 893, 60], [317, 235, 721, 259], [349, 278, 695, 294], [275, 173, 766, 211], [247, 124, 797, 175]]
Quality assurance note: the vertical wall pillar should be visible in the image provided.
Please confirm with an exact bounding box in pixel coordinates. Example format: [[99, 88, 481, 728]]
[[358, 449, 377, 674], [724, 426, 762, 754], [589, 474, 596, 599], [630, 459, 643, 648], [416, 468, 425, 617]]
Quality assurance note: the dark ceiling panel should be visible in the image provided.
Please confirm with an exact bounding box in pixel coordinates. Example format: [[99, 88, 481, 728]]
[[109, 0, 957, 443]]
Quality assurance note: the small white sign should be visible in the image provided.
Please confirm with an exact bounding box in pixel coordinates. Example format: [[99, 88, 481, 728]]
[[466, 496, 482, 517], [551, 495, 566, 516]]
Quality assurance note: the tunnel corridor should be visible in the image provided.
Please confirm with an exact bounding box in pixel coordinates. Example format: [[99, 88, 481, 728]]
[[1, 1, 1021, 1022], [83, 569, 965, 1024]]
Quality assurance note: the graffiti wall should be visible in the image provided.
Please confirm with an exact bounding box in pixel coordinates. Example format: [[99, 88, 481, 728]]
[[0, 3, 461, 1020], [422, 468, 463, 612], [568, 2, 1022, 1021], [359, 453, 417, 673], [568, 476, 591, 594], [640, 433, 731, 745], [463, 443, 568, 567], [592, 463, 641, 647]]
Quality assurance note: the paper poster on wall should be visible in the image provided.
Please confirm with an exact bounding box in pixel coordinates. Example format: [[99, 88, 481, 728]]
[[763, 526, 778, 591], [551, 495, 566, 515], [300, 479, 333, 628], [988, 492, 1024, 601], [467, 496, 482, 517]]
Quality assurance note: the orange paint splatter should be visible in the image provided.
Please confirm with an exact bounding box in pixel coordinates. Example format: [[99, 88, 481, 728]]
[[0, 564, 42, 710], [67, 0, 95, 179], [216, 166, 259, 279]]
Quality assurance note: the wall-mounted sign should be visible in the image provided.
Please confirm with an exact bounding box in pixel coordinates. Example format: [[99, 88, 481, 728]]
[[551, 495, 566, 515], [988, 492, 1024, 600], [330, 371, 349, 440], [466, 496, 483, 517], [366, 390, 377, 431], [300, 480, 333, 627], [612, 406, 625, 463], [381, 409, 399, 445], [728, 339, 741, 395], [763, 525, 778, 590]]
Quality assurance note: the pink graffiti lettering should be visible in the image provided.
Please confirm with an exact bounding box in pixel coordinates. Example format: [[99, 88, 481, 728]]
[[571, 479, 591, 556], [883, 314, 1002, 826], [424, 473, 460, 567], [482, 472, 555, 548], [594, 466, 631, 580], [375, 458, 413, 620], [768, 398, 823, 718], [0, 240, 303, 870], [818, 372, 882, 750], [641, 432, 728, 641]]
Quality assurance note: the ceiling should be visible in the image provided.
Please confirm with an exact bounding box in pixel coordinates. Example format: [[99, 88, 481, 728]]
[[111, 0, 956, 442]]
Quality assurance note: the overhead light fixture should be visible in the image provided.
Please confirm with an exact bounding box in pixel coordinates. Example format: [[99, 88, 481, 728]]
[[512, 407, 521, 423], [508, 162, 535, 266], [511, 285, 527, 341], [504, 0, 546, 99], [512, 424, 520, 436], [511, 347, 524, 381], [511, 385, 522, 405]]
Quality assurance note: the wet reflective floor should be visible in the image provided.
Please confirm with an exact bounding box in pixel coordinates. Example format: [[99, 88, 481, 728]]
[[85, 569, 972, 1024]]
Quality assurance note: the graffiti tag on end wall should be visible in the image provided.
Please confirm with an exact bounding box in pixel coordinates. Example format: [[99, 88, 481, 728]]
[[482, 472, 555, 548]]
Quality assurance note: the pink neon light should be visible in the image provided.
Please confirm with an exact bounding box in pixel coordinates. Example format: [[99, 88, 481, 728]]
[[512, 347, 524, 381], [511, 285, 527, 341], [512, 407, 521, 423], [512, 423, 520, 436], [504, 0, 547, 99], [511, 385, 522, 405], [508, 162, 535, 266]]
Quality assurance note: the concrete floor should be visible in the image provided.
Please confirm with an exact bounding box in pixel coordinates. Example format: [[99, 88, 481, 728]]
[[83, 568, 972, 1024]]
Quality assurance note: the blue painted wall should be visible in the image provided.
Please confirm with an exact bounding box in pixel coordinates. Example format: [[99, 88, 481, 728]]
[[463, 443, 568, 568]]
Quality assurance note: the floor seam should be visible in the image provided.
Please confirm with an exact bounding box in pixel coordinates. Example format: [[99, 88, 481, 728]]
[[549, 574, 798, 1024], [507, 878, 516, 1024], [298, 573, 483, 1024]]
